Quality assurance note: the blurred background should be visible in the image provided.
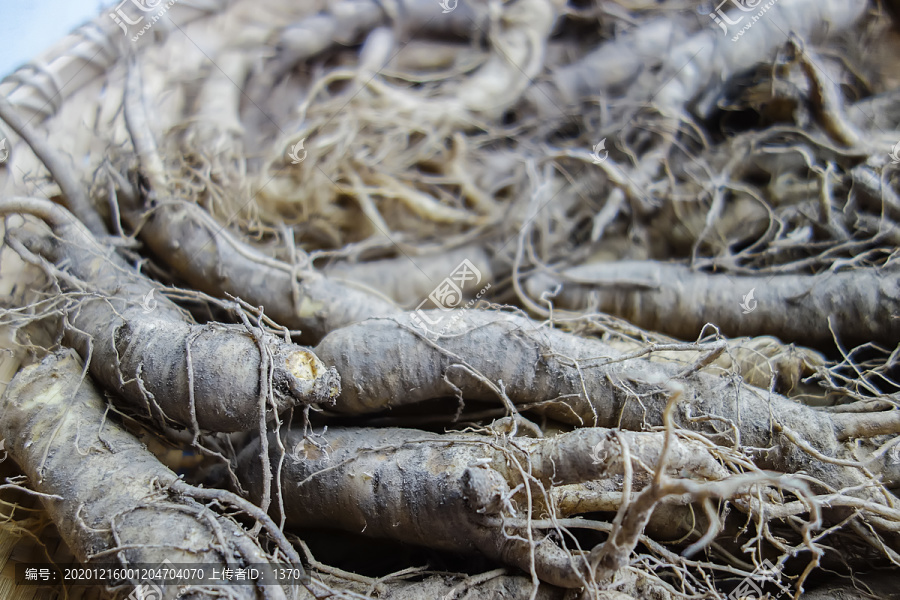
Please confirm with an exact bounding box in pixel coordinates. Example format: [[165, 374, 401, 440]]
[[0, 0, 104, 78]]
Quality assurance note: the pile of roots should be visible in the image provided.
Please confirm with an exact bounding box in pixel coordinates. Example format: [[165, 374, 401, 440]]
[[0, 0, 899, 598]]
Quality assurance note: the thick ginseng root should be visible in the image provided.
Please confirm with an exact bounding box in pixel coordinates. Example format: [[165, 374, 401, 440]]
[[118, 188, 399, 344], [236, 425, 761, 589], [1, 197, 339, 432], [525, 260, 900, 348], [0, 350, 301, 600], [313, 309, 900, 530]]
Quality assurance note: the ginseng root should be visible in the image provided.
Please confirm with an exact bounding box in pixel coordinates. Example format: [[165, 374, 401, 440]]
[[237, 425, 815, 591], [0, 349, 302, 600], [119, 61, 398, 343], [0, 197, 339, 432], [313, 309, 900, 528], [0, 95, 107, 235], [322, 245, 493, 308], [525, 260, 900, 348]]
